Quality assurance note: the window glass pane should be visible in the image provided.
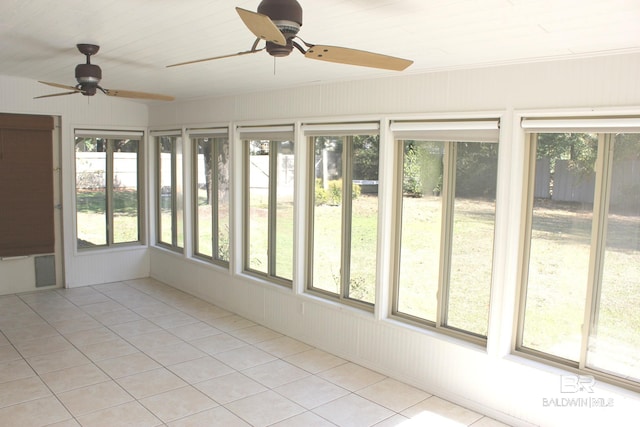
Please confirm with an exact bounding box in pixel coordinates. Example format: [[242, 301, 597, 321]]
[[112, 139, 139, 244], [194, 138, 213, 257], [158, 137, 173, 245], [446, 142, 498, 336], [75, 137, 107, 247], [522, 133, 597, 361], [588, 133, 640, 380], [349, 135, 379, 304], [247, 140, 270, 274], [275, 140, 294, 280], [312, 137, 343, 295], [397, 140, 444, 321]]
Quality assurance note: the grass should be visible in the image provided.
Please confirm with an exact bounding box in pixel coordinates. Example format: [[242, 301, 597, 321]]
[[76, 188, 640, 378]]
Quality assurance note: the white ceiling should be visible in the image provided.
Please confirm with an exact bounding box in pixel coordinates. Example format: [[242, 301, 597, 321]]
[[1, 0, 639, 102]]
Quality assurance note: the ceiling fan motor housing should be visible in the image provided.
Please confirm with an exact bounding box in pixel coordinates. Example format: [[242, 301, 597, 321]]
[[258, 0, 303, 57], [75, 63, 102, 86]]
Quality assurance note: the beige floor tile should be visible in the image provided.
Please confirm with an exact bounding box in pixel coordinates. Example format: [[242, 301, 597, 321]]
[[0, 396, 72, 427], [88, 308, 143, 325], [167, 356, 234, 384], [63, 292, 112, 306], [0, 312, 46, 330], [139, 385, 217, 422], [63, 326, 119, 347], [318, 362, 387, 391], [0, 358, 36, 383], [126, 329, 184, 351], [242, 359, 310, 388], [143, 341, 206, 366], [132, 302, 178, 318], [255, 335, 314, 358], [313, 393, 395, 427], [214, 345, 276, 370], [116, 367, 187, 399], [78, 338, 139, 362], [49, 316, 102, 334], [0, 376, 51, 408], [82, 300, 125, 319], [283, 348, 347, 373], [229, 325, 283, 344], [274, 375, 350, 409], [195, 372, 267, 404], [148, 311, 198, 329], [166, 321, 222, 341], [167, 406, 250, 427], [13, 334, 74, 358], [40, 363, 110, 393], [75, 401, 162, 427], [190, 333, 246, 355], [2, 323, 60, 346], [270, 411, 337, 427], [57, 380, 133, 417], [357, 377, 432, 412], [26, 347, 91, 375], [96, 351, 161, 378], [372, 414, 411, 426], [0, 344, 22, 363], [225, 390, 305, 427], [109, 319, 162, 337], [401, 396, 484, 426], [472, 417, 513, 427], [207, 314, 256, 331]]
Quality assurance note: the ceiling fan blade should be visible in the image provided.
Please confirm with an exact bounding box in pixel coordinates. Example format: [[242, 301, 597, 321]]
[[38, 81, 80, 91], [236, 7, 286, 46], [166, 47, 265, 68], [102, 88, 174, 101], [34, 91, 78, 99], [304, 45, 413, 71]]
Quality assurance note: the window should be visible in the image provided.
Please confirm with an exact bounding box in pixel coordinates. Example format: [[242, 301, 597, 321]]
[[75, 130, 143, 249], [306, 123, 380, 307], [241, 126, 295, 284], [518, 117, 640, 388], [191, 130, 230, 265], [155, 133, 183, 250], [391, 120, 500, 340]]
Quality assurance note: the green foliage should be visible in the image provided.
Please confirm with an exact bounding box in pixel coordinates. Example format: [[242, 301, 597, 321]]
[[352, 135, 380, 180], [315, 179, 361, 206], [537, 133, 598, 176], [403, 146, 423, 196]]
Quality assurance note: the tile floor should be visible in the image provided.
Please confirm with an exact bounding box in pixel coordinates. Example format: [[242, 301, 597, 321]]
[[0, 278, 511, 427]]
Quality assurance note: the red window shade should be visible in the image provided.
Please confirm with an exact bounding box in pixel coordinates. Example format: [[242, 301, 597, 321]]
[[0, 113, 55, 257]]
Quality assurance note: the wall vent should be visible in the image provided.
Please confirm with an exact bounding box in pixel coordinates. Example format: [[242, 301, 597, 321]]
[[34, 255, 56, 287]]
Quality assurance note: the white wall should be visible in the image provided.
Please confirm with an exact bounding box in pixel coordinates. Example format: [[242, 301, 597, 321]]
[[147, 53, 640, 427], [0, 75, 150, 291]]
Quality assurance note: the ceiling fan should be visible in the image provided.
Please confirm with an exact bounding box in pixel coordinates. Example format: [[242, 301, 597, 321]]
[[168, 0, 413, 71], [35, 44, 174, 101]]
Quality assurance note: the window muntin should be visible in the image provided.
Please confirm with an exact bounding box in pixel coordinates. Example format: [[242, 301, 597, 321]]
[[192, 133, 230, 264], [156, 134, 183, 250], [518, 118, 640, 388], [392, 120, 499, 340], [242, 127, 294, 284], [75, 133, 142, 249], [308, 131, 380, 307]]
